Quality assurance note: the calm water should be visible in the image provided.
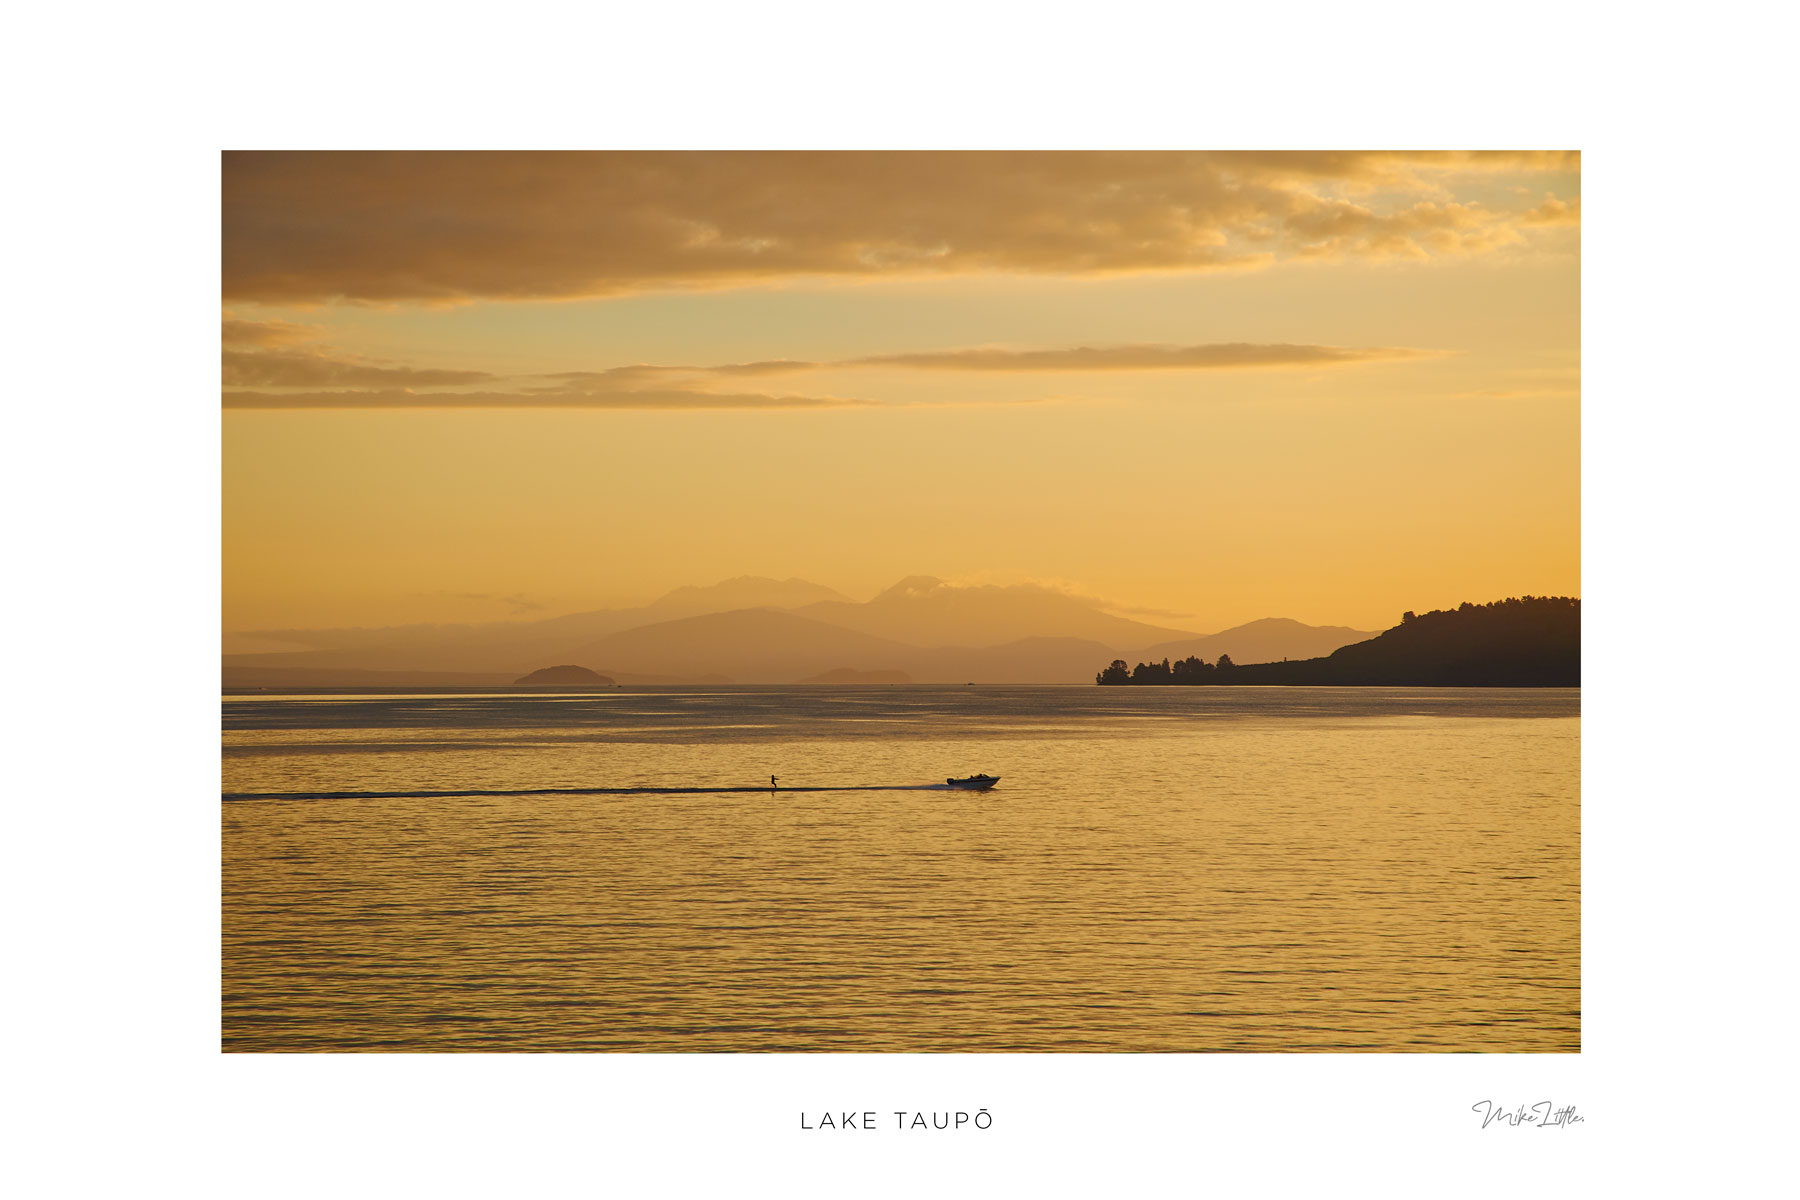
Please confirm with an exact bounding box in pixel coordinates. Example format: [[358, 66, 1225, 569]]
[[222, 686, 1579, 1052]]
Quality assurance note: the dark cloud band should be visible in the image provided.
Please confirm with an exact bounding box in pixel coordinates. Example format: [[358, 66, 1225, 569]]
[[223, 151, 1579, 304], [223, 349, 495, 388], [222, 388, 867, 410]]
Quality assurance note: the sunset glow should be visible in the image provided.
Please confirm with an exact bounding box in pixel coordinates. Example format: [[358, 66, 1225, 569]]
[[222, 151, 1578, 640]]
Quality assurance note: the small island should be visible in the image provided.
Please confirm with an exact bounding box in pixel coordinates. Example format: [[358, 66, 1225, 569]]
[[513, 664, 617, 686], [1097, 596, 1579, 687]]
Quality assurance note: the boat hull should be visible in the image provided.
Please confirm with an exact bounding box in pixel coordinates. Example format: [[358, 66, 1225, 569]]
[[946, 775, 1000, 790]]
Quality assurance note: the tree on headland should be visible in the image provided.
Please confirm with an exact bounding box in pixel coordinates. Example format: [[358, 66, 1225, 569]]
[[1170, 654, 1213, 683], [1091, 596, 1579, 687], [1130, 658, 1173, 684]]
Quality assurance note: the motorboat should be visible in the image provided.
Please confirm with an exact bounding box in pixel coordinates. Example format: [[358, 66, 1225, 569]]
[[946, 774, 1000, 790]]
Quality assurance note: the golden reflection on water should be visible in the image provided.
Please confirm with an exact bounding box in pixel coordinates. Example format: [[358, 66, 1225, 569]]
[[223, 688, 1578, 1052]]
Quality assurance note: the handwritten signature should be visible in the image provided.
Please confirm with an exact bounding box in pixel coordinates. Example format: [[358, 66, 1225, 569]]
[[1472, 1101, 1584, 1129]]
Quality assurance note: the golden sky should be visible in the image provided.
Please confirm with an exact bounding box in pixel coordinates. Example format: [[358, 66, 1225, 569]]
[[223, 151, 1578, 636]]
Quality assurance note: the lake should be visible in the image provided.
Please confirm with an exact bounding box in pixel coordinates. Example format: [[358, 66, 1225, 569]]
[[222, 686, 1579, 1052]]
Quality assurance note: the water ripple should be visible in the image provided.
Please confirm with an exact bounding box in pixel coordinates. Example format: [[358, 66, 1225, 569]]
[[223, 687, 1579, 1052]]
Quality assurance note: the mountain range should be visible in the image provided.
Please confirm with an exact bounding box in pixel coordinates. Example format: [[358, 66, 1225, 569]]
[[222, 575, 1377, 686]]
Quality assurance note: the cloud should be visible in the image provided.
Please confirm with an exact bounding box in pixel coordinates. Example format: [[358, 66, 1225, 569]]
[[222, 388, 867, 410], [222, 339, 1435, 410], [533, 364, 824, 388], [1099, 602, 1200, 620], [844, 342, 1435, 371], [221, 318, 322, 347], [223, 348, 495, 388], [222, 151, 1581, 304], [535, 341, 1437, 381], [220, 317, 495, 387], [1521, 192, 1581, 226], [1447, 387, 1579, 400], [1207, 150, 1577, 181], [1279, 196, 1530, 259]]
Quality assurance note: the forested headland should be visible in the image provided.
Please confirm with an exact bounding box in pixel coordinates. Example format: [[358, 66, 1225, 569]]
[[1096, 596, 1579, 687]]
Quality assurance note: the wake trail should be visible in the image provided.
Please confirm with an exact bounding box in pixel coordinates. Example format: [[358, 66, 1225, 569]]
[[222, 784, 956, 802]]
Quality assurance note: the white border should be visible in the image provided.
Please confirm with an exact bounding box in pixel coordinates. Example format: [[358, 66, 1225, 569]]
[[13, 2, 1794, 1194]]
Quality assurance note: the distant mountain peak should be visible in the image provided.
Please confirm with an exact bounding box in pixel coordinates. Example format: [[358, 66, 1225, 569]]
[[801, 575, 1200, 651], [1141, 618, 1379, 666], [874, 576, 1088, 602], [649, 576, 853, 612], [696, 574, 818, 589], [877, 575, 947, 599]]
